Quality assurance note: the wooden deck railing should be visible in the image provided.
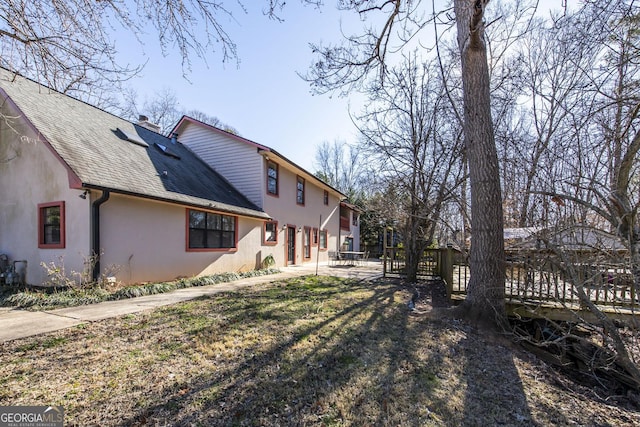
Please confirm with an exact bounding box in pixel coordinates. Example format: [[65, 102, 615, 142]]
[[382, 247, 454, 294], [384, 247, 640, 314]]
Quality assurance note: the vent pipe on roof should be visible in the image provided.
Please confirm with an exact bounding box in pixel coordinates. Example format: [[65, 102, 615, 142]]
[[170, 132, 178, 144], [137, 115, 162, 133]]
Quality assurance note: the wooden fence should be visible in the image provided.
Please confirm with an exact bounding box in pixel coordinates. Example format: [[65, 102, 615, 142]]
[[384, 247, 639, 314]]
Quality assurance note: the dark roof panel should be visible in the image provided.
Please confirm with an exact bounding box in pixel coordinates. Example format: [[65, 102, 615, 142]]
[[0, 69, 268, 219]]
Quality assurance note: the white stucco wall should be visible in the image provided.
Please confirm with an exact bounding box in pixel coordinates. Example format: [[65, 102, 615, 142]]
[[0, 107, 91, 286]]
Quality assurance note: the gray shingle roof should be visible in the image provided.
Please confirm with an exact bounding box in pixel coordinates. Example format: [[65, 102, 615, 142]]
[[0, 69, 268, 219]]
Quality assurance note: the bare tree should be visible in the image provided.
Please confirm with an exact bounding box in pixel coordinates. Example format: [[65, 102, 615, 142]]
[[306, 1, 446, 94], [594, 3, 640, 293], [313, 139, 367, 201], [305, 0, 548, 326], [356, 53, 465, 282], [117, 87, 237, 135], [0, 0, 320, 103], [505, 0, 640, 386], [184, 110, 241, 134], [534, 1, 640, 291], [118, 88, 181, 134], [504, 15, 599, 228]]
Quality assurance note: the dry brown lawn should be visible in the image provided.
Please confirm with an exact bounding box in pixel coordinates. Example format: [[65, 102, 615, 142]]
[[1, 275, 639, 426]]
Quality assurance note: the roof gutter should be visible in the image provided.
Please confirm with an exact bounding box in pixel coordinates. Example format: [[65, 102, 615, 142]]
[[82, 184, 270, 221], [92, 190, 110, 281]]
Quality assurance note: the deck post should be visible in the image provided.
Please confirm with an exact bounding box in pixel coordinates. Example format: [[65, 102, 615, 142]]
[[440, 246, 454, 301], [383, 226, 394, 277]]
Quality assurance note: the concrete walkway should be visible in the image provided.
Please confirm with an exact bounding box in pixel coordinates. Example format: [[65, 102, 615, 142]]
[[0, 262, 383, 343]]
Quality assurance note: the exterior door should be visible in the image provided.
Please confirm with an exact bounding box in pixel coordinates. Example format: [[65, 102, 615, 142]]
[[345, 237, 354, 251], [287, 226, 296, 265], [303, 227, 311, 259]]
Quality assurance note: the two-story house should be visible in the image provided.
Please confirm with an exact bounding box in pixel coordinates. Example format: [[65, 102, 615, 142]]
[[0, 69, 347, 286], [171, 117, 346, 267]]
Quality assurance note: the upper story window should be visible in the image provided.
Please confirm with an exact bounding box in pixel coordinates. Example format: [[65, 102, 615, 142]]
[[323, 190, 329, 205], [296, 176, 305, 205], [353, 213, 359, 226], [263, 220, 278, 245], [267, 161, 279, 196], [188, 209, 236, 250], [38, 201, 65, 249]]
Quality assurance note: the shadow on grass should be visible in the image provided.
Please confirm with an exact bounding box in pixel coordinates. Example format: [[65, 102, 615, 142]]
[[460, 334, 535, 426], [5, 275, 637, 425], [112, 276, 467, 426], [97, 275, 552, 426]]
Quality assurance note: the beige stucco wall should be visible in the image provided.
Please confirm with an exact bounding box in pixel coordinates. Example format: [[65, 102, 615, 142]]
[[98, 194, 266, 284], [0, 107, 91, 286], [0, 104, 273, 286], [175, 122, 347, 269], [263, 165, 340, 266]]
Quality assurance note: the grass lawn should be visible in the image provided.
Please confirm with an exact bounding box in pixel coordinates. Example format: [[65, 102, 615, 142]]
[[1, 275, 639, 426]]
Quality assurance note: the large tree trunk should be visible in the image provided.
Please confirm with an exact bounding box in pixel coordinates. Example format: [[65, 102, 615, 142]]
[[454, 0, 506, 326]]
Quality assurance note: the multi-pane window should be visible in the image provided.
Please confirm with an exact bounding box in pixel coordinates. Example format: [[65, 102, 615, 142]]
[[319, 230, 328, 250], [352, 213, 359, 226], [323, 190, 329, 205], [296, 176, 305, 205], [267, 161, 279, 196], [39, 201, 65, 248], [43, 207, 61, 244], [264, 221, 278, 245], [188, 209, 236, 249]]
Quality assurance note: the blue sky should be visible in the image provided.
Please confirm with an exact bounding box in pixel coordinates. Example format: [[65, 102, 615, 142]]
[[117, 1, 563, 172], [118, 2, 366, 172]]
